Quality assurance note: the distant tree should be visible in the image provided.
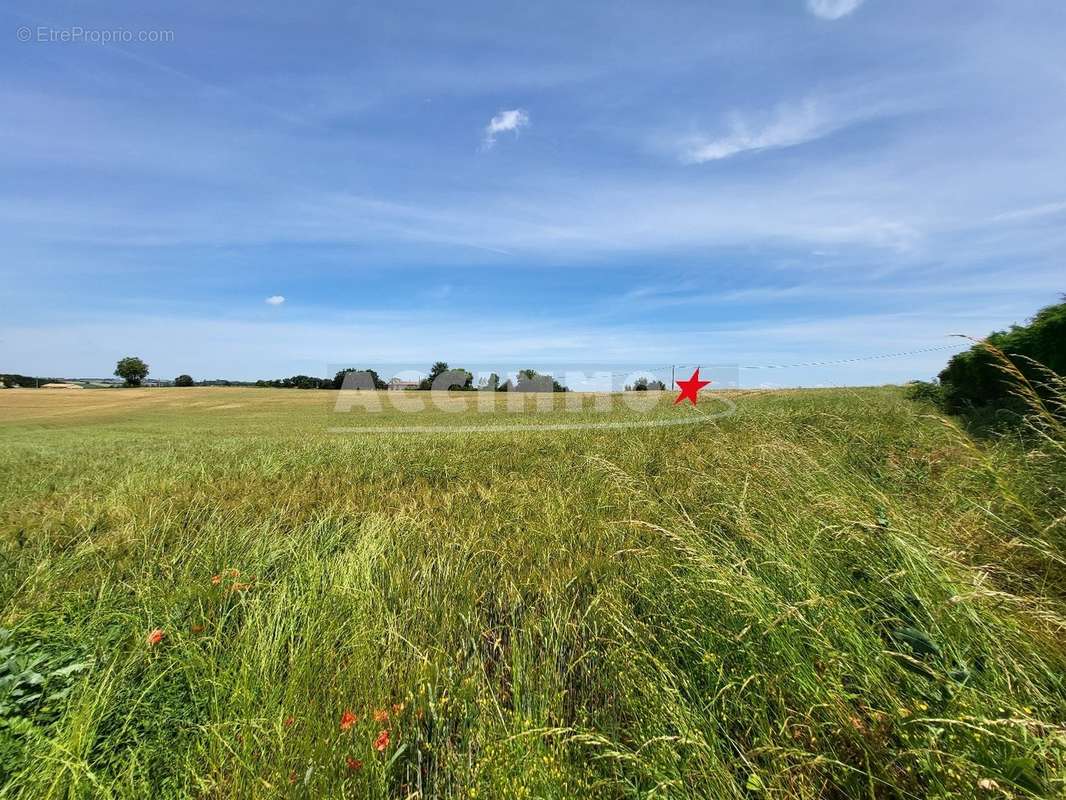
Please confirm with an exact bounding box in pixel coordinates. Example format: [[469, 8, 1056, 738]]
[[481, 372, 501, 391], [514, 369, 567, 392], [174, 374, 194, 387], [419, 361, 451, 390], [431, 369, 474, 391], [334, 369, 387, 390], [627, 377, 666, 391], [283, 375, 332, 389], [115, 356, 149, 387]]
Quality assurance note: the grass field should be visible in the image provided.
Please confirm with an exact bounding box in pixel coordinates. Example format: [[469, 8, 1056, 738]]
[[1, 387, 1064, 799]]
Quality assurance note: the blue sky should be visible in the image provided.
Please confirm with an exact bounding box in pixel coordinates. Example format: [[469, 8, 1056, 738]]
[[2, 0, 1063, 385]]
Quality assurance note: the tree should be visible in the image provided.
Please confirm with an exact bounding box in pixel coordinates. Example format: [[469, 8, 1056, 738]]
[[938, 298, 1066, 415], [627, 377, 666, 391], [175, 374, 194, 387], [431, 369, 474, 391], [419, 361, 451, 390], [514, 369, 567, 392], [417, 361, 473, 391], [115, 356, 149, 387], [334, 369, 387, 390]]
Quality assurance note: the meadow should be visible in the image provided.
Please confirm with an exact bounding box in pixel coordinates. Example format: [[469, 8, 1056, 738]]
[[0, 386, 1063, 799]]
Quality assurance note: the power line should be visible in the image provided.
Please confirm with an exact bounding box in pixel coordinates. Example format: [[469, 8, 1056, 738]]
[[687, 343, 962, 371], [593, 343, 961, 378]]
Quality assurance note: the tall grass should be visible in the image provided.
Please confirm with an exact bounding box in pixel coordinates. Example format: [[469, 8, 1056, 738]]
[[0, 386, 1063, 798]]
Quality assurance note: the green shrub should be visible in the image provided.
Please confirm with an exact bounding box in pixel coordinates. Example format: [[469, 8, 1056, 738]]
[[939, 299, 1066, 415], [903, 380, 944, 406]]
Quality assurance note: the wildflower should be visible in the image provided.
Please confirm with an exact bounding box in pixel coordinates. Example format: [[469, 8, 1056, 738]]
[[391, 702, 405, 714], [373, 729, 390, 752], [284, 716, 295, 727], [211, 574, 221, 586], [898, 707, 911, 718], [230, 569, 240, 578], [340, 709, 357, 731], [191, 624, 204, 634], [373, 708, 389, 723], [346, 756, 363, 771], [231, 582, 251, 592], [147, 628, 164, 646]]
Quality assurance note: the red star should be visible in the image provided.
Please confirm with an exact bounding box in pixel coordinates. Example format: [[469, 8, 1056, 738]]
[[674, 368, 711, 406]]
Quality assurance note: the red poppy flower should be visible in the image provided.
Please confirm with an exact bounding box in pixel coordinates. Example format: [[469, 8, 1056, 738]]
[[373, 729, 390, 752], [147, 629, 164, 646], [372, 708, 389, 723], [345, 756, 363, 771], [340, 709, 357, 731], [284, 716, 295, 727]]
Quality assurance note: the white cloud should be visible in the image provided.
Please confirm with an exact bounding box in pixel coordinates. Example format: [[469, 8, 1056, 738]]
[[680, 100, 841, 163], [806, 0, 864, 20], [990, 200, 1066, 223], [483, 108, 529, 148], [265, 295, 286, 305]]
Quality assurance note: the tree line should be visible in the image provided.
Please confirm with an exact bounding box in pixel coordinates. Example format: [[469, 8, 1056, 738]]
[[254, 363, 569, 391]]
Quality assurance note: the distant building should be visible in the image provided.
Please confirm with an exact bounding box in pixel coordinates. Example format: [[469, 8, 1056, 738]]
[[388, 378, 419, 391]]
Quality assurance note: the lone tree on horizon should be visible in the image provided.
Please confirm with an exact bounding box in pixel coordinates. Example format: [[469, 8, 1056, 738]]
[[115, 356, 149, 387], [175, 374, 194, 387]]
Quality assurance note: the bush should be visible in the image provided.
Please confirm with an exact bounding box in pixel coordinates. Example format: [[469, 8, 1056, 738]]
[[903, 380, 943, 406], [938, 299, 1065, 415]]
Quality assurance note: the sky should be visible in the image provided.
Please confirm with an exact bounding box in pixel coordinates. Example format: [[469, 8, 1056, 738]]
[[2, 0, 1064, 386]]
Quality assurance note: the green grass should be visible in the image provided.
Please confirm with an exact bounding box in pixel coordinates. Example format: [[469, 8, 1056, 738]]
[[0, 386, 1063, 799]]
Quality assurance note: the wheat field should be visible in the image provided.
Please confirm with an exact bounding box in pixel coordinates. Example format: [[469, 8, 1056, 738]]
[[0, 387, 1063, 799]]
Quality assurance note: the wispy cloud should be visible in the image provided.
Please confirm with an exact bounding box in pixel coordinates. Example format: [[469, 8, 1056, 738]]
[[679, 100, 846, 163], [483, 108, 529, 148], [990, 200, 1066, 223], [265, 295, 286, 306], [806, 0, 865, 21]]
